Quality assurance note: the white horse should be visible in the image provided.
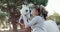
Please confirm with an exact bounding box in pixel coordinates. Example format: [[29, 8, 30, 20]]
[[19, 3, 34, 22], [19, 4, 60, 32]]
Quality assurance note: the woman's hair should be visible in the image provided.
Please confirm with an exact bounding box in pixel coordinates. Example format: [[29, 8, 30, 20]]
[[40, 5, 48, 20], [33, 5, 48, 20], [33, 5, 41, 15]]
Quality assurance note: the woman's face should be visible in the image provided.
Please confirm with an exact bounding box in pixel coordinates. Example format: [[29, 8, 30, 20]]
[[31, 8, 38, 16]]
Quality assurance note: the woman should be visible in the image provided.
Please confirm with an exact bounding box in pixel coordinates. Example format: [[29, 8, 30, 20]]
[[39, 5, 60, 32], [22, 5, 47, 32]]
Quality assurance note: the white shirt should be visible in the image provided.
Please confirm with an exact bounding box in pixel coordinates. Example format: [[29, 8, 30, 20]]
[[23, 16, 47, 32], [44, 20, 60, 32]]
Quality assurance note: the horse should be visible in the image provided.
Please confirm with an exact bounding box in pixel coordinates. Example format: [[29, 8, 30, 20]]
[[18, 3, 34, 32]]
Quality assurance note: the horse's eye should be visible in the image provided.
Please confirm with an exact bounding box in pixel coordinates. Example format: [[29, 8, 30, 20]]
[[26, 10, 28, 12]]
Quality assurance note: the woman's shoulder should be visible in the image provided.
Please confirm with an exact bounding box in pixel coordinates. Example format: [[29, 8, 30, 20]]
[[46, 20, 54, 22], [34, 16, 42, 19]]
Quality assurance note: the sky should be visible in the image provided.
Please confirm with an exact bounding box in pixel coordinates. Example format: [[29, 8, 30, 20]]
[[45, 0, 60, 16]]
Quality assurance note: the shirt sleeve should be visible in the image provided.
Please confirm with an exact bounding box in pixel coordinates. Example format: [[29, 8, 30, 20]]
[[23, 16, 41, 28]]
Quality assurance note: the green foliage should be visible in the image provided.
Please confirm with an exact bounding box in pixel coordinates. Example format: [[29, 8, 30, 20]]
[[0, 12, 6, 26], [1, 0, 48, 8], [0, 13, 6, 20], [1, 0, 7, 3], [0, 10, 8, 21], [30, 0, 48, 6], [48, 12, 60, 24], [1, 0, 20, 8], [0, 11, 9, 27]]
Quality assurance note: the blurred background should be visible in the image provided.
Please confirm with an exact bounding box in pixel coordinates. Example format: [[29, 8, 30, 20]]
[[0, 0, 60, 32]]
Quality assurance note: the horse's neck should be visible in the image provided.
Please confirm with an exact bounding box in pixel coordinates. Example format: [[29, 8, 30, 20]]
[[28, 15, 34, 21]]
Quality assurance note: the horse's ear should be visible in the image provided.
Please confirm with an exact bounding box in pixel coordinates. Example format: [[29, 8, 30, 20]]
[[22, 5, 24, 8], [22, 5, 27, 8]]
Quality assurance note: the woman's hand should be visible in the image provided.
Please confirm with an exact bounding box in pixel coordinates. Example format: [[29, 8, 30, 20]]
[[20, 28, 28, 32]]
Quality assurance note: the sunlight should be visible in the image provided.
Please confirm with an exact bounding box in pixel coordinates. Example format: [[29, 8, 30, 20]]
[[45, 0, 60, 16]]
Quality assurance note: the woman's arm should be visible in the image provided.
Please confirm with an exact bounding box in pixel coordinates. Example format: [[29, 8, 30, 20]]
[[18, 15, 25, 29], [23, 15, 40, 28], [19, 15, 23, 23]]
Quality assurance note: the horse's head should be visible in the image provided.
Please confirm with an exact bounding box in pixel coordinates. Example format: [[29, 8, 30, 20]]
[[20, 4, 30, 19], [20, 3, 34, 19], [20, 5, 29, 15]]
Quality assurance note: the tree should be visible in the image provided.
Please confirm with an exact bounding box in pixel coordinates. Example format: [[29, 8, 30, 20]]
[[0, 0, 21, 32], [0, 9, 8, 28], [29, 0, 48, 6], [47, 12, 60, 25], [0, 0, 48, 32]]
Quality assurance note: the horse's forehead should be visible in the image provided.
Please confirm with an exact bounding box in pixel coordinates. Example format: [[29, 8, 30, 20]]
[[22, 5, 29, 8], [22, 5, 26, 8], [21, 8, 29, 12], [22, 6, 29, 10], [20, 5, 30, 13]]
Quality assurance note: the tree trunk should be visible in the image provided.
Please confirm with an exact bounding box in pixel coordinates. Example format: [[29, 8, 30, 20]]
[[12, 20, 17, 32], [9, 8, 20, 32]]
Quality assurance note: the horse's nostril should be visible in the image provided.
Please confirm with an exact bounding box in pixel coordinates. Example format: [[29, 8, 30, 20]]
[[26, 10, 28, 12], [25, 15, 26, 16]]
